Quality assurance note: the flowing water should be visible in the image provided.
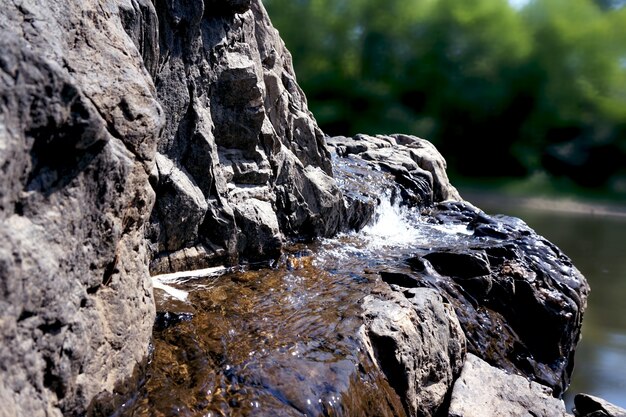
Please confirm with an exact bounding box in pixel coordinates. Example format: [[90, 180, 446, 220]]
[[116, 187, 623, 415], [120, 195, 480, 417], [463, 192, 626, 409]]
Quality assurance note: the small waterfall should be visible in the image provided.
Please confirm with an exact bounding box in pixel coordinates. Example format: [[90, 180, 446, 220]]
[[360, 191, 423, 249]]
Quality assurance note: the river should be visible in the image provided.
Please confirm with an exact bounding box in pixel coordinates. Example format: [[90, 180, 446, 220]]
[[462, 191, 626, 409]]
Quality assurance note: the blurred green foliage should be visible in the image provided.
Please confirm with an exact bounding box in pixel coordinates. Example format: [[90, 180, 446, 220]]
[[264, 0, 626, 193]]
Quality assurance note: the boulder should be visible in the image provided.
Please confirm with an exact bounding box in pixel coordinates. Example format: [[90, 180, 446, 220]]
[[448, 354, 570, 417], [328, 134, 462, 205], [574, 394, 626, 417], [361, 286, 466, 416]]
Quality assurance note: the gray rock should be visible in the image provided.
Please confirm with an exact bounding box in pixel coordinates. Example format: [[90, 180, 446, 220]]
[[386, 201, 590, 396], [0, 0, 162, 415], [148, 0, 346, 269], [448, 354, 571, 417], [574, 394, 626, 417], [361, 286, 466, 417], [152, 153, 208, 252], [329, 133, 462, 206]]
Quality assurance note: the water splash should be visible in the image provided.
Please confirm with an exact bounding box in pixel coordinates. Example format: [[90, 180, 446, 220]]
[[361, 194, 423, 249]]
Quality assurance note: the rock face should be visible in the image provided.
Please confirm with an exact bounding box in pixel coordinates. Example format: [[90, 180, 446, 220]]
[[328, 134, 461, 206], [0, 0, 162, 415], [0, 1, 593, 416], [361, 286, 466, 417], [147, 0, 346, 272]]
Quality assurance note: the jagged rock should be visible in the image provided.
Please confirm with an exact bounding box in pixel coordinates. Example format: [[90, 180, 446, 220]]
[[394, 201, 589, 396], [328, 133, 462, 205], [361, 286, 466, 417], [0, 0, 593, 416], [574, 394, 626, 417], [0, 0, 162, 415], [448, 354, 571, 417], [153, 153, 208, 251], [149, 0, 345, 268]]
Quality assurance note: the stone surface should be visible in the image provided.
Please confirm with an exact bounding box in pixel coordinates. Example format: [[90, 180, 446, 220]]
[[371, 200, 589, 396], [148, 0, 346, 268], [448, 354, 570, 417], [0, 0, 162, 415], [574, 394, 626, 417], [0, 0, 592, 416], [328, 133, 462, 206], [361, 286, 466, 417]]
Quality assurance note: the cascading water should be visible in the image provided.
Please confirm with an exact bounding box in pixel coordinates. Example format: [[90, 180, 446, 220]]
[[121, 180, 477, 416], [118, 156, 587, 416]]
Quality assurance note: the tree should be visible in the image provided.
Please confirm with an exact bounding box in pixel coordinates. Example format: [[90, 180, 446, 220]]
[[264, 0, 626, 190]]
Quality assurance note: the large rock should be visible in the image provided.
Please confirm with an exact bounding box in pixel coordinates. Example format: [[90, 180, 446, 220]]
[[0, 0, 162, 415], [328, 134, 461, 206], [373, 200, 589, 396], [148, 0, 346, 269], [0, 0, 362, 414], [448, 354, 570, 417], [574, 394, 626, 417]]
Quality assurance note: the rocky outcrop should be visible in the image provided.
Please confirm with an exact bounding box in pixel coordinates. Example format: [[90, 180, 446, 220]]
[[147, 0, 346, 272], [331, 134, 589, 397], [0, 0, 351, 415], [448, 354, 570, 417], [0, 0, 162, 415], [0, 0, 594, 416], [328, 134, 461, 206]]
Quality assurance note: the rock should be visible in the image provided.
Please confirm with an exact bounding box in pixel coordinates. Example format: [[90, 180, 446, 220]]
[[149, 0, 347, 269], [0, 0, 162, 415], [232, 198, 282, 259], [361, 286, 466, 417], [400, 201, 590, 396], [0, 1, 363, 413], [574, 394, 626, 417], [152, 153, 208, 252], [0, 0, 593, 415], [448, 354, 571, 417], [329, 133, 462, 206]]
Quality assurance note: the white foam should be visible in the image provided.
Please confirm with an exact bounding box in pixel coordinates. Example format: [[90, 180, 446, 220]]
[[151, 266, 227, 302], [152, 279, 189, 302], [152, 266, 227, 284], [361, 196, 423, 249]]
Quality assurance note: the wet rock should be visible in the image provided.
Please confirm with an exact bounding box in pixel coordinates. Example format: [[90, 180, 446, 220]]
[[403, 202, 589, 396], [448, 354, 571, 417], [361, 286, 466, 417], [423, 250, 491, 278], [0, 0, 162, 415], [329, 134, 462, 206], [574, 394, 626, 417]]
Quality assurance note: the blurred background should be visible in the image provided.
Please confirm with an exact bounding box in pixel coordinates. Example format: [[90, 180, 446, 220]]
[[264, 0, 626, 408], [264, 0, 626, 201]]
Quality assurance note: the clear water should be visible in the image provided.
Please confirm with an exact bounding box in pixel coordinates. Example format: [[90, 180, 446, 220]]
[[132, 197, 479, 416], [132, 191, 614, 415]]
